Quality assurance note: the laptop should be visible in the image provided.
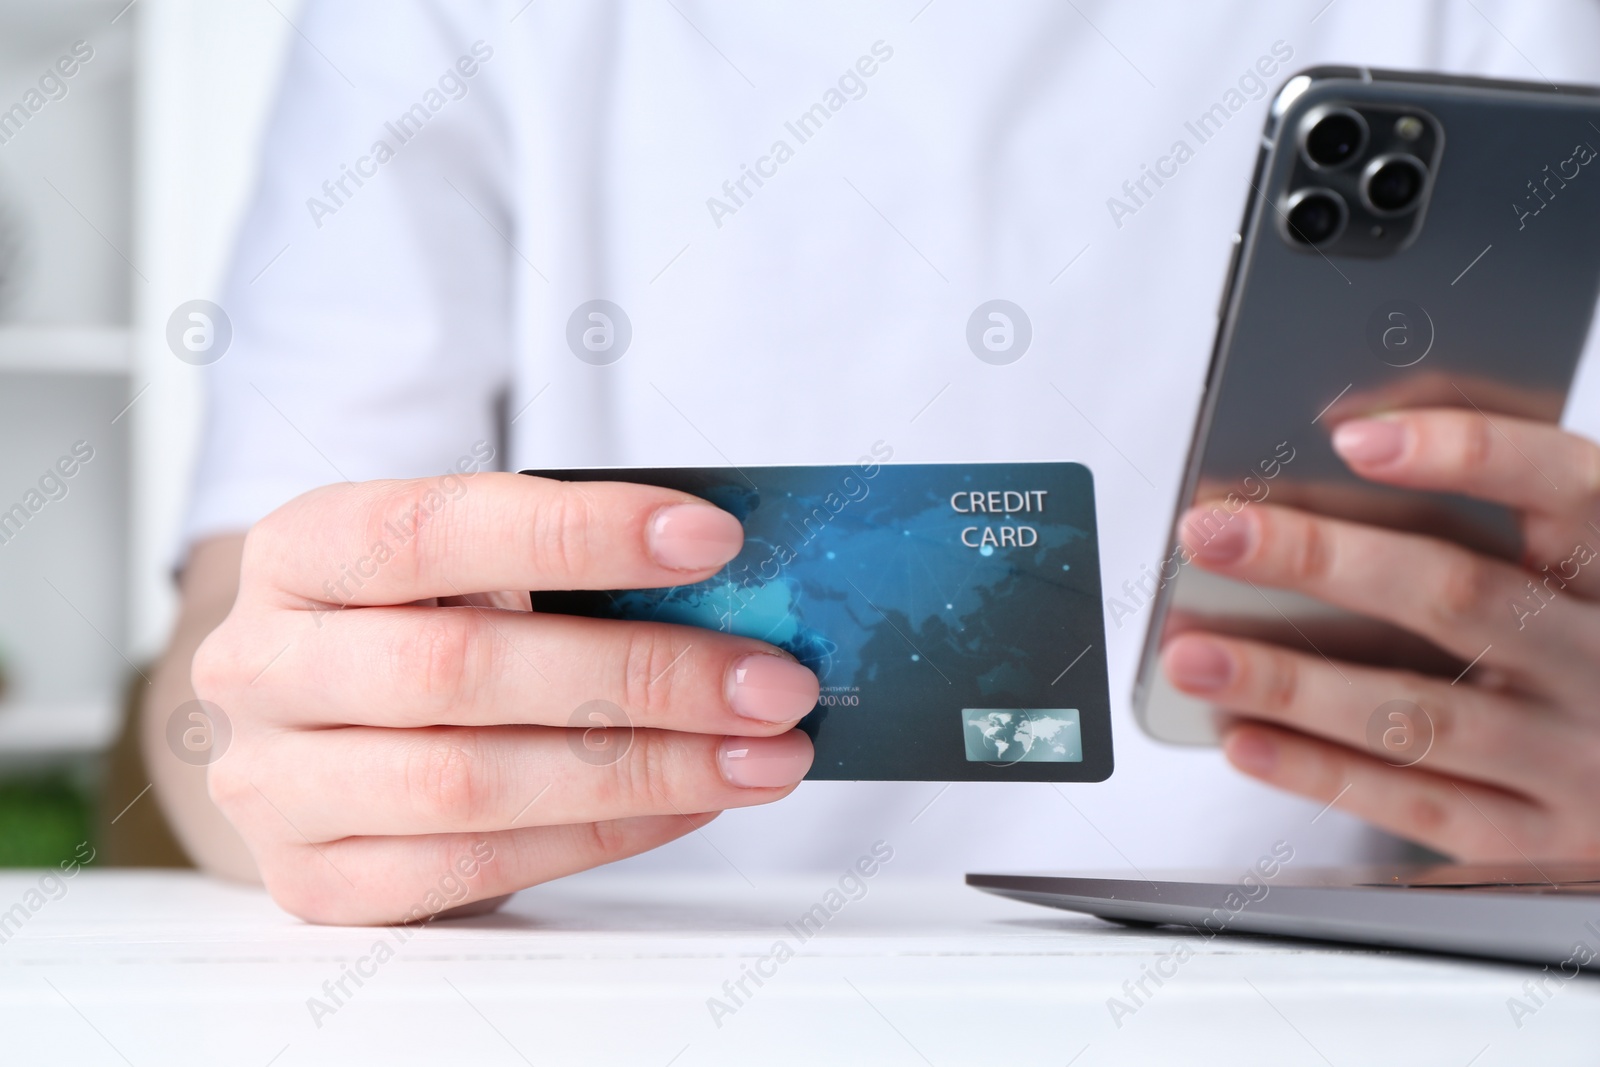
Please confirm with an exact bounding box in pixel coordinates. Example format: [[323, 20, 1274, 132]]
[[966, 865, 1600, 969]]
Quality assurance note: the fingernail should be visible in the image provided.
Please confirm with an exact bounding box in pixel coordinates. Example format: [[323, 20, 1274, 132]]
[[727, 653, 819, 722], [1226, 730, 1278, 774], [648, 504, 743, 571], [718, 731, 813, 788], [1164, 638, 1234, 692], [1184, 508, 1253, 565], [1332, 418, 1407, 467]]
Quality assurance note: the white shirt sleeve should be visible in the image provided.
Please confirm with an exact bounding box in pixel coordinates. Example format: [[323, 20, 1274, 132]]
[[181, 0, 514, 552]]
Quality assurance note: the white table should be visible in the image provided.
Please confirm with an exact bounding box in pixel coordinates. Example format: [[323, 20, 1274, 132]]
[[0, 870, 1594, 1066]]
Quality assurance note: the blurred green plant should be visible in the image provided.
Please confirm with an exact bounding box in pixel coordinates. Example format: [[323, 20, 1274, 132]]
[[0, 773, 92, 867]]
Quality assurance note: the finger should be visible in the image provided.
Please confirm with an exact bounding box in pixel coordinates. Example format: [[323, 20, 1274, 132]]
[[244, 473, 746, 606], [1519, 512, 1600, 600], [1161, 632, 1573, 797], [226, 607, 819, 732], [259, 812, 719, 925], [1330, 409, 1600, 518], [217, 725, 814, 840], [1219, 721, 1557, 862], [1178, 501, 1600, 696], [1330, 409, 1600, 598]]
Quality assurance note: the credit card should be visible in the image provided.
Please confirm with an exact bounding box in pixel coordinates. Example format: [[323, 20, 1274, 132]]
[[523, 457, 1112, 782]]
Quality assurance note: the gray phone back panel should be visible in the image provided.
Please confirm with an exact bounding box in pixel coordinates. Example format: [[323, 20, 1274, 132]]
[[1136, 69, 1600, 744]]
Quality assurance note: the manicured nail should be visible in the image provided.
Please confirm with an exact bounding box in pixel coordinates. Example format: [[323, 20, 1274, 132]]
[[1164, 638, 1234, 692], [727, 654, 819, 722], [647, 504, 743, 571], [1226, 729, 1278, 774], [1184, 508, 1253, 565], [718, 732, 814, 788], [1332, 418, 1407, 467]]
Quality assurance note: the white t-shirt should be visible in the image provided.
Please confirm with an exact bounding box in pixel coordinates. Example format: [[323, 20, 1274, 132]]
[[185, 0, 1600, 876]]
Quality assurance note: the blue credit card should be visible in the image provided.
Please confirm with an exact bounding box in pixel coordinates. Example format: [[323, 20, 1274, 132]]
[[523, 458, 1112, 782]]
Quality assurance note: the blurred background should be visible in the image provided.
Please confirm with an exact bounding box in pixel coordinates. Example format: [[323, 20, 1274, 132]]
[[0, 0, 291, 866]]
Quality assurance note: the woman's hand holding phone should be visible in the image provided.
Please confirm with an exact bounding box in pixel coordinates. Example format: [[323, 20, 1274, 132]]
[[1164, 408, 1600, 861]]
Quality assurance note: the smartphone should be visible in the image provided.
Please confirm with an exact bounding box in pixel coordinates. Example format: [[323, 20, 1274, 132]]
[[1134, 67, 1600, 745]]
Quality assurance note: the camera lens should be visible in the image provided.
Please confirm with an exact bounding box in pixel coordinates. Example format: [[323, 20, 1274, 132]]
[[1285, 189, 1346, 246], [1363, 155, 1427, 213], [1303, 109, 1367, 168]]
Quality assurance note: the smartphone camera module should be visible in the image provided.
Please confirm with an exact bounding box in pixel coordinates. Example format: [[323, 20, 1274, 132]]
[[1284, 188, 1347, 246], [1302, 108, 1368, 169], [1362, 155, 1428, 214], [1279, 103, 1440, 256]]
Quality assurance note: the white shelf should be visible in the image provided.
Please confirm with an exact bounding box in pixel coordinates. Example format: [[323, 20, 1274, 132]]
[[0, 326, 130, 374], [0, 697, 121, 762]]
